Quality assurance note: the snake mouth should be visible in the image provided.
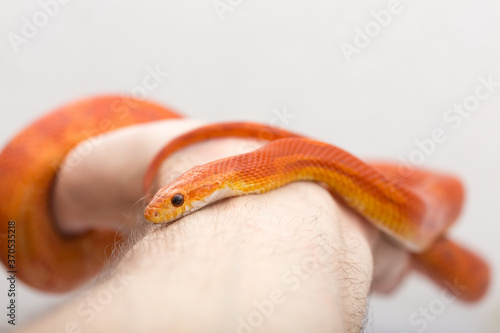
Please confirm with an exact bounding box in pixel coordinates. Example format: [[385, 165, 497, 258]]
[[144, 191, 174, 223]]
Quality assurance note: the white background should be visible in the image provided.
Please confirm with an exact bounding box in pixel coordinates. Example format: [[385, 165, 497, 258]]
[[1, 0, 499, 332]]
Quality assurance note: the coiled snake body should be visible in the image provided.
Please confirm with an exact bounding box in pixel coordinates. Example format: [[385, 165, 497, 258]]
[[0, 96, 489, 302]]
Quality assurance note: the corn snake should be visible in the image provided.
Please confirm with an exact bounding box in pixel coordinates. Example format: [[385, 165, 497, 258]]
[[0, 96, 489, 302]]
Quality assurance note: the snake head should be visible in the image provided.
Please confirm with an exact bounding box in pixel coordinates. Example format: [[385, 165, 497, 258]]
[[144, 186, 191, 223], [144, 167, 227, 223]]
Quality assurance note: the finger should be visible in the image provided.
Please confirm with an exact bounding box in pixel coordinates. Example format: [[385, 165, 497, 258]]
[[53, 119, 204, 234], [371, 236, 412, 294]]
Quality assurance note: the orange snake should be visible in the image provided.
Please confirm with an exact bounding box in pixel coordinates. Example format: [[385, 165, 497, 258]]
[[0, 96, 490, 302]]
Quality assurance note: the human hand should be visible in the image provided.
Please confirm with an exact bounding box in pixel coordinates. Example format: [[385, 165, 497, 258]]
[[27, 119, 412, 333]]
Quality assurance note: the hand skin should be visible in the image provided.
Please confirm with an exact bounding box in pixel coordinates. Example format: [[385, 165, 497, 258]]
[[19, 119, 410, 333]]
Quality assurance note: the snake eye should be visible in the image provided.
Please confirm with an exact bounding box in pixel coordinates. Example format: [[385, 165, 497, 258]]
[[171, 193, 184, 207]]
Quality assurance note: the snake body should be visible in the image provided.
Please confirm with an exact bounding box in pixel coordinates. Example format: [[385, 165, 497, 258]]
[[144, 123, 489, 302], [0, 96, 180, 291], [0, 96, 490, 302]]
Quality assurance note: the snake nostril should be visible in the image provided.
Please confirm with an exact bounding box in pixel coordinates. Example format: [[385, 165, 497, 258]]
[[153, 211, 159, 217]]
